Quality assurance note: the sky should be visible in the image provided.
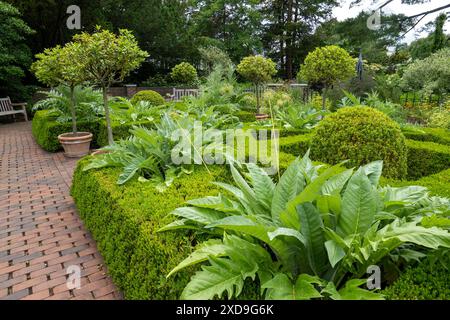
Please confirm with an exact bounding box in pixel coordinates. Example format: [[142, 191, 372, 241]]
[[332, 0, 450, 44]]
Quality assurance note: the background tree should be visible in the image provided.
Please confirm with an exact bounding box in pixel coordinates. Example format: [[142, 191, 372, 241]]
[[31, 43, 84, 134], [0, 1, 34, 99], [198, 45, 233, 74], [236, 55, 277, 113], [401, 47, 450, 97], [299, 45, 355, 110], [72, 28, 148, 145], [432, 13, 448, 53], [261, 0, 338, 80]]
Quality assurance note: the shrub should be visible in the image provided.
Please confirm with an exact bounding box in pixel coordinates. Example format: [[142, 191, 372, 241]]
[[405, 139, 450, 180], [71, 160, 233, 299], [96, 119, 154, 147], [130, 90, 165, 106], [310, 107, 408, 179], [170, 62, 198, 85], [383, 253, 450, 300], [428, 110, 450, 129], [279, 134, 312, 156], [31, 110, 98, 152], [402, 127, 450, 146]]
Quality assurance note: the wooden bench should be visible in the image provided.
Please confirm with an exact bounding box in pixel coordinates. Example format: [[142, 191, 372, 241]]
[[171, 88, 199, 101], [0, 97, 28, 121]]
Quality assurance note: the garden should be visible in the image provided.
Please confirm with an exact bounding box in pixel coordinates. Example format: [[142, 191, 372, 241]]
[[0, 0, 449, 301]]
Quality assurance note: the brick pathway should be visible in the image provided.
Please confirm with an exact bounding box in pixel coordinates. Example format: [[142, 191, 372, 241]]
[[0, 122, 122, 300]]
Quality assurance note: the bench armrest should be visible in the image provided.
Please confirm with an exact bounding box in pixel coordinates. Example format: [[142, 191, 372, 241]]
[[11, 102, 27, 107]]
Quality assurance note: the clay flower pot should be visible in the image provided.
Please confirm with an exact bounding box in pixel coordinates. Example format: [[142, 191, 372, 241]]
[[58, 132, 93, 157]]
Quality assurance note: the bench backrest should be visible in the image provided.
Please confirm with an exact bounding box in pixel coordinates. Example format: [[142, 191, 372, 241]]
[[172, 88, 199, 101], [0, 97, 13, 112]]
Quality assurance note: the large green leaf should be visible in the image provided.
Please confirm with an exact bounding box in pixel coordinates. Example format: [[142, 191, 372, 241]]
[[324, 240, 346, 268], [271, 158, 305, 223], [181, 256, 258, 300], [323, 279, 384, 300], [298, 203, 328, 275], [361, 161, 383, 187], [170, 206, 225, 225], [338, 168, 377, 237], [262, 273, 323, 300], [246, 163, 275, 212]]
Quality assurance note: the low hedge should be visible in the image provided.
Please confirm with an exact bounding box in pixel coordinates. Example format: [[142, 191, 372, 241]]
[[31, 110, 98, 152], [402, 127, 450, 146], [279, 134, 312, 157], [383, 253, 450, 300], [71, 160, 259, 299], [96, 120, 155, 147], [405, 140, 450, 180], [236, 111, 255, 122]]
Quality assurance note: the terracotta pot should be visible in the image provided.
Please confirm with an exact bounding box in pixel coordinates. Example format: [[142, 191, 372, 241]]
[[58, 132, 93, 157], [255, 113, 270, 121]]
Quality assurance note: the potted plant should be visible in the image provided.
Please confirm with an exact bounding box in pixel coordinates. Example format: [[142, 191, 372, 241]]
[[32, 43, 93, 157], [236, 55, 277, 120], [71, 27, 148, 146]]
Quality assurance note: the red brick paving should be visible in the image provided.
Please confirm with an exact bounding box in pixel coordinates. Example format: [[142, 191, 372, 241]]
[[0, 122, 122, 300]]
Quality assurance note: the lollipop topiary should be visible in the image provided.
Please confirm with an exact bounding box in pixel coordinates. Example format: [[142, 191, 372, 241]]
[[310, 106, 407, 179]]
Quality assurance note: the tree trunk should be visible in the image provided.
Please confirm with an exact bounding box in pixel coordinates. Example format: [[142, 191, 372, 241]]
[[322, 86, 327, 111], [285, 0, 294, 80], [256, 84, 261, 114], [70, 85, 77, 134], [102, 87, 114, 145]]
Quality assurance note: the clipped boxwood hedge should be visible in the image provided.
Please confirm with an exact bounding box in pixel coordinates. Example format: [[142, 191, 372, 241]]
[[402, 127, 450, 146], [71, 160, 261, 299], [382, 253, 450, 300], [406, 139, 450, 180], [279, 134, 312, 156], [31, 110, 99, 152]]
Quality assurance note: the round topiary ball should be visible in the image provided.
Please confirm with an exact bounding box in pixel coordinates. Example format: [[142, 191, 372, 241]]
[[130, 90, 165, 106], [310, 106, 407, 179]]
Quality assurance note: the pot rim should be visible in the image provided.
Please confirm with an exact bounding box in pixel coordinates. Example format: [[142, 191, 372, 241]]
[[58, 132, 93, 141]]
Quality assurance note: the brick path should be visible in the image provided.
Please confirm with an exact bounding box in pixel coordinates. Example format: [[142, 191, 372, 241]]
[[0, 122, 122, 300]]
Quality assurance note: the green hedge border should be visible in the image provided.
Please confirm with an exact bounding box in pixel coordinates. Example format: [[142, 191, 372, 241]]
[[402, 127, 450, 146], [31, 110, 154, 151]]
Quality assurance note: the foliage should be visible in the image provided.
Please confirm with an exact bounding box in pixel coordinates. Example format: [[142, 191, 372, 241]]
[[236, 55, 277, 85], [163, 152, 450, 300], [401, 48, 450, 96], [83, 113, 226, 187], [338, 91, 406, 124], [0, 1, 34, 100], [276, 104, 327, 130], [130, 90, 165, 106], [374, 73, 402, 103], [170, 62, 198, 85], [263, 90, 292, 110], [71, 27, 148, 144], [428, 110, 450, 130], [311, 93, 331, 111], [109, 97, 164, 124], [310, 107, 407, 179], [32, 85, 103, 123], [298, 45, 355, 89], [383, 252, 450, 300], [71, 159, 238, 299], [405, 140, 450, 180], [198, 45, 233, 73]]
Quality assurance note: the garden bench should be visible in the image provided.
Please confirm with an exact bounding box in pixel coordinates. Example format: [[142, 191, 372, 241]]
[[0, 97, 28, 121], [171, 88, 199, 101]]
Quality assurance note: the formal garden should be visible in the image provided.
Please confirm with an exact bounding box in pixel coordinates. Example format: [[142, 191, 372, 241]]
[[0, 0, 449, 301]]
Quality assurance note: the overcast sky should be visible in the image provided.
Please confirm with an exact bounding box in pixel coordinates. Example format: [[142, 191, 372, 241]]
[[332, 0, 450, 44]]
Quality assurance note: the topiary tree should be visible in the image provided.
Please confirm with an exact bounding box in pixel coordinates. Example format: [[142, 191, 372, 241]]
[[198, 46, 233, 73], [299, 45, 355, 110], [310, 106, 407, 179], [170, 62, 198, 85], [236, 55, 277, 114], [130, 90, 165, 106], [31, 43, 84, 135], [72, 27, 148, 145]]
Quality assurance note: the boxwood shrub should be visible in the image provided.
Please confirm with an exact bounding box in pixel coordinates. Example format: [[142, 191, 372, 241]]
[[71, 160, 261, 299], [402, 127, 450, 146], [405, 140, 450, 179], [310, 107, 408, 179], [31, 110, 99, 152], [382, 253, 449, 300]]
